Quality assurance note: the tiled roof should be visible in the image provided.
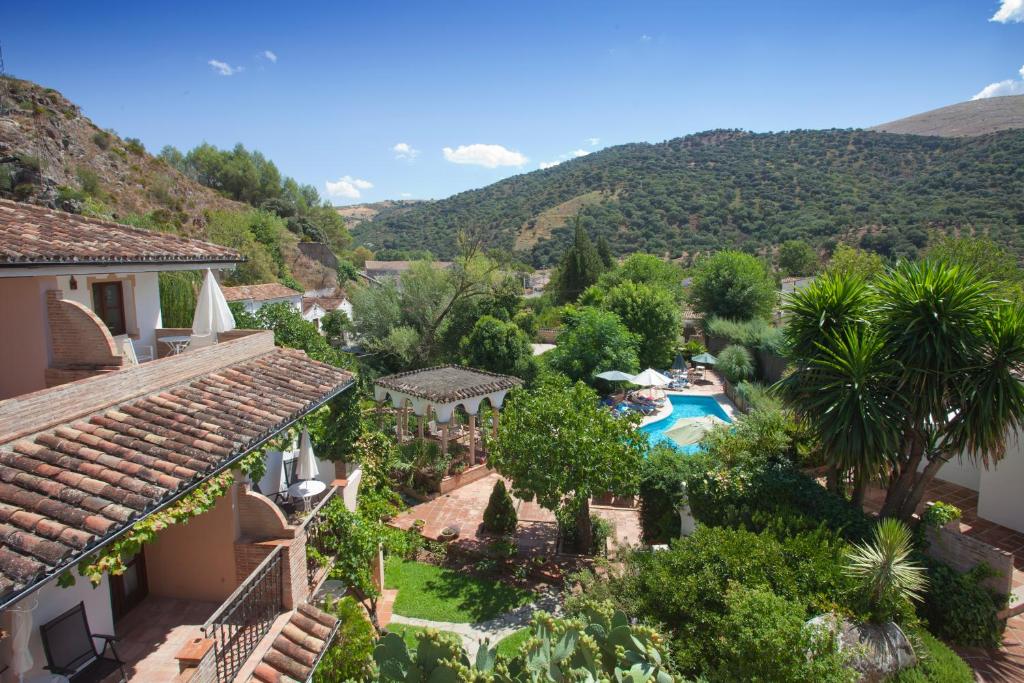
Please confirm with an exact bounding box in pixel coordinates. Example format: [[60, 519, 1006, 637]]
[[222, 283, 302, 303], [249, 603, 339, 683], [0, 199, 242, 267], [0, 349, 352, 606], [375, 364, 522, 403]]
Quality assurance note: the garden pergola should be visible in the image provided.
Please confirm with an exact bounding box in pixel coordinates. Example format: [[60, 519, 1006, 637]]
[[374, 365, 523, 462]]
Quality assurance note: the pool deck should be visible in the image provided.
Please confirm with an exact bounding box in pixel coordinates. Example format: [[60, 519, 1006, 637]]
[[638, 368, 738, 427]]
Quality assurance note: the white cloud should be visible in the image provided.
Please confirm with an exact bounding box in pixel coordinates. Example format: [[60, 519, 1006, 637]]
[[400, 192, 413, 198], [325, 175, 374, 199], [972, 64, 1024, 99], [539, 160, 562, 169], [263, 50, 278, 63], [586, 137, 600, 146], [442, 144, 527, 168], [640, 34, 652, 42], [208, 59, 243, 76], [572, 149, 590, 158], [393, 142, 420, 160], [991, 0, 1024, 22]]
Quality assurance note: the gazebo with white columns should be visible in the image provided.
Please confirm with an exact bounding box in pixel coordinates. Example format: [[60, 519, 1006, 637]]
[[374, 365, 523, 463]]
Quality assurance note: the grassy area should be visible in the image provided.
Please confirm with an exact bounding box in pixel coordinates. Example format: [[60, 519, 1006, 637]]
[[385, 558, 535, 623], [494, 627, 532, 660]]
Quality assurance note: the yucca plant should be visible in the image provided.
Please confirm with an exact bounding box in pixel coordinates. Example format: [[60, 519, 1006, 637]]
[[845, 519, 927, 624]]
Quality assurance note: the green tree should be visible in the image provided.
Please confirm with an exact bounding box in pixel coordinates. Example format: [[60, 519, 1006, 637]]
[[231, 301, 349, 367], [690, 250, 777, 320], [206, 209, 282, 285], [554, 216, 604, 303], [459, 315, 537, 383], [927, 235, 1024, 300], [595, 234, 614, 269], [321, 309, 351, 347], [318, 500, 386, 630], [602, 281, 681, 368], [824, 244, 885, 281], [596, 253, 687, 302], [482, 479, 518, 536], [546, 307, 640, 385], [489, 375, 647, 553], [778, 239, 819, 276]]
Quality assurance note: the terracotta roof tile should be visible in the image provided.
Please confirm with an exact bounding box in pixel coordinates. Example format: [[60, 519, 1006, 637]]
[[0, 349, 353, 606], [249, 603, 339, 683], [222, 283, 302, 303], [0, 198, 242, 267], [375, 364, 523, 404]]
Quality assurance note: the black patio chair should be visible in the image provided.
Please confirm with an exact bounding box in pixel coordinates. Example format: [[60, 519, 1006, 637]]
[[39, 602, 127, 683]]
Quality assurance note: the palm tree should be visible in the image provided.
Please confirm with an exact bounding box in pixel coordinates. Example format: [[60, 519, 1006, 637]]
[[777, 326, 905, 506], [780, 261, 1024, 520], [876, 261, 1024, 520], [845, 519, 927, 624]]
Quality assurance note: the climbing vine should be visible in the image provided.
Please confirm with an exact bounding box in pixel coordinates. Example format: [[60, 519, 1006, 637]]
[[59, 469, 236, 587]]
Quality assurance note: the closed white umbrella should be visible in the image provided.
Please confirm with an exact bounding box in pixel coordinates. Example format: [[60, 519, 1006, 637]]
[[260, 449, 288, 496], [10, 597, 36, 682], [192, 269, 236, 338], [295, 428, 319, 481], [596, 370, 636, 382], [631, 368, 672, 387]]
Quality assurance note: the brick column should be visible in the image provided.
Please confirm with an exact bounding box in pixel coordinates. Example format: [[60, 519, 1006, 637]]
[[468, 414, 476, 465]]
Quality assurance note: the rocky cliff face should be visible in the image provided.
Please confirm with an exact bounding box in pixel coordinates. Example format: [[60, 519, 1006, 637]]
[[0, 76, 243, 237]]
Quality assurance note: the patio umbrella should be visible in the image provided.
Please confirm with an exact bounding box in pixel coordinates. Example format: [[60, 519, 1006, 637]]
[[10, 597, 35, 682], [192, 269, 236, 337], [596, 370, 636, 382], [691, 352, 718, 365], [295, 428, 319, 481], [260, 449, 288, 496], [672, 353, 686, 370], [665, 415, 726, 447], [631, 368, 672, 387]]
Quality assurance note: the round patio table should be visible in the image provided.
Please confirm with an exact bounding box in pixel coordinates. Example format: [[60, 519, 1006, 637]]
[[158, 335, 191, 355], [288, 479, 327, 513]]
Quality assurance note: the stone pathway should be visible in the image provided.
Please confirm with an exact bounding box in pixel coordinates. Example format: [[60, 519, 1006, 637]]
[[387, 587, 563, 658]]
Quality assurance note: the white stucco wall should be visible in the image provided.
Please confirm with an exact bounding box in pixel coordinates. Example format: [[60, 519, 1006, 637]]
[[54, 270, 163, 354], [1, 575, 114, 683], [928, 454, 981, 492], [977, 429, 1024, 533]]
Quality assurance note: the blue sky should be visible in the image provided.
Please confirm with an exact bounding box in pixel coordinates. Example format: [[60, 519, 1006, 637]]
[[6, 1, 1023, 204]]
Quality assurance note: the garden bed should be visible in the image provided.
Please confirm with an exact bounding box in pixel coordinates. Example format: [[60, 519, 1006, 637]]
[[439, 462, 492, 494]]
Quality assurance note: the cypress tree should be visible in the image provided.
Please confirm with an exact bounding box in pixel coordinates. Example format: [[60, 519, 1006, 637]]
[[556, 216, 604, 303], [596, 235, 614, 270]]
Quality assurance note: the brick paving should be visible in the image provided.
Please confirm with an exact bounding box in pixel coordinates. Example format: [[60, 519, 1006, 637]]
[[863, 478, 1024, 681], [114, 596, 217, 682], [390, 473, 642, 558]]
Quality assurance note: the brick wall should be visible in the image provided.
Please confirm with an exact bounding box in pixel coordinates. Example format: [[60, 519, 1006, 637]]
[[46, 290, 123, 367], [234, 534, 310, 611], [237, 486, 296, 541], [925, 526, 1015, 596], [0, 330, 275, 444], [154, 328, 263, 359]]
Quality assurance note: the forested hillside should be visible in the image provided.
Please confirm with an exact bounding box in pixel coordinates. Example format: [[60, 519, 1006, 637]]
[[354, 128, 1024, 266], [0, 76, 346, 291]]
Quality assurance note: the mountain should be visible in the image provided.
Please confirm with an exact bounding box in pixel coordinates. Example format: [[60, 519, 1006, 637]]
[[0, 77, 335, 289], [335, 199, 424, 229], [353, 127, 1024, 266], [870, 95, 1024, 137]]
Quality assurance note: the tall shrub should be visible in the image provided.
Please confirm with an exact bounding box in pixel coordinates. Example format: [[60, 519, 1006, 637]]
[[482, 479, 518, 536], [717, 344, 754, 382]]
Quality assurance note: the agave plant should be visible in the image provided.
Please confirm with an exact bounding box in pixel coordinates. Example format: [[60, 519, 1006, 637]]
[[844, 518, 927, 624]]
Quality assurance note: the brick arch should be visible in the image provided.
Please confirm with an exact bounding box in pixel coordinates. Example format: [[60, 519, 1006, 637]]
[[46, 290, 122, 366]]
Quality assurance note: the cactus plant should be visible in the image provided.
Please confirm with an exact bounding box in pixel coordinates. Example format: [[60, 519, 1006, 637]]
[[372, 605, 674, 682]]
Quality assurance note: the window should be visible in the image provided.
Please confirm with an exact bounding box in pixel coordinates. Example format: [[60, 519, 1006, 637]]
[[92, 281, 127, 336]]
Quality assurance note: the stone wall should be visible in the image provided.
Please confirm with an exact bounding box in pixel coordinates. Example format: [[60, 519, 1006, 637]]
[[924, 526, 1015, 596]]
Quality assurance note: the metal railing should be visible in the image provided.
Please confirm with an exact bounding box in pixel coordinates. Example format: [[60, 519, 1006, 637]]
[[302, 487, 338, 592], [201, 545, 283, 683]]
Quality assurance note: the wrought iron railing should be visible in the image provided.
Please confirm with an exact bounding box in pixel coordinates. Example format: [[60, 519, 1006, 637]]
[[302, 487, 337, 592], [201, 545, 283, 683]]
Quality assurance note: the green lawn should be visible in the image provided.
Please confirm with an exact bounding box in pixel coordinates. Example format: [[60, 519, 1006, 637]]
[[385, 558, 534, 623], [494, 627, 532, 660]]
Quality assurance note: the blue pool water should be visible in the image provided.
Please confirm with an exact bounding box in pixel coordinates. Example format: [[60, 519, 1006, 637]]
[[640, 395, 732, 453]]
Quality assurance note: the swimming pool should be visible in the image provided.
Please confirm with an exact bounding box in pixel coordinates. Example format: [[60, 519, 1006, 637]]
[[640, 394, 732, 452]]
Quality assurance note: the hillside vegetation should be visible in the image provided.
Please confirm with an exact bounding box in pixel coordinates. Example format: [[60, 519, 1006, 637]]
[[0, 76, 340, 290], [354, 128, 1024, 266], [871, 95, 1024, 137]]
